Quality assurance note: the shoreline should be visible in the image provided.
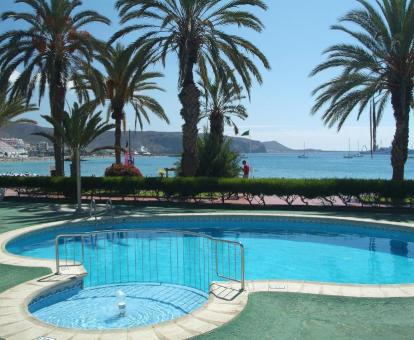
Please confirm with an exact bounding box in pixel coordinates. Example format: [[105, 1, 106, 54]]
[[0, 155, 116, 163], [0, 156, 54, 163], [0, 151, 398, 164]]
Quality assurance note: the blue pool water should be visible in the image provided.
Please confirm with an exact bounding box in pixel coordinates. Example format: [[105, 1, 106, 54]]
[[29, 283, 207, 330], [7, 216, 414, 285]]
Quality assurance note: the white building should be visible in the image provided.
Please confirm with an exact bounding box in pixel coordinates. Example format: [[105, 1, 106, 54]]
[[0, 140, 19, 157], [0, 138, 29, 158], [0, 138, 25, 149], [36, 142, 49, 153]]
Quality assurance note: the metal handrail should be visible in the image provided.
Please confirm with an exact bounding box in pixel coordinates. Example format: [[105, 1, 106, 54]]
[[105, 198, 114, 217], [89, 199, 96, 221], [55, 228, 245, 291]]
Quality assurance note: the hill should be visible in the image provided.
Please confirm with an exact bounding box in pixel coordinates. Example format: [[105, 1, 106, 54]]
[[0, 123, 273, 155], [262, 141, 293, 152]]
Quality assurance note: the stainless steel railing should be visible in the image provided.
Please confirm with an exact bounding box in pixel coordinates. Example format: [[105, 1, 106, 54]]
[[89, 199, 97, 221], [55, 229, 245, 292], [105, 198, 113, 217], [89, 198, 115, 221]]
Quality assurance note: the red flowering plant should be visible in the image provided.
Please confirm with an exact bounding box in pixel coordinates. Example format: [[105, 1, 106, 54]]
[[104, 164, 143, 177]]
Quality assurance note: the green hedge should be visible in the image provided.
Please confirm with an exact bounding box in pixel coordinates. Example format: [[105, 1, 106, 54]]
[[0, 176, 412, 200]]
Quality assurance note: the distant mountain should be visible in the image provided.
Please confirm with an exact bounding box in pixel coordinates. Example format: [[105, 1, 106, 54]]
[[0, 123, 49, 145], [262, 141, 293, 153], [0, 123, 272, 155]]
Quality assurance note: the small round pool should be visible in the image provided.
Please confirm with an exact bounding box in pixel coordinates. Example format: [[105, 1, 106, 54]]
[[7, 215, 414, 284], [29, 283, 208, 330]]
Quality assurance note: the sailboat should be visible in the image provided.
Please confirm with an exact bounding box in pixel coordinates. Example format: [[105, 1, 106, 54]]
[[298, 142, 309, 159], [344, 139, 354, 159], [354, 141, 363, 158]]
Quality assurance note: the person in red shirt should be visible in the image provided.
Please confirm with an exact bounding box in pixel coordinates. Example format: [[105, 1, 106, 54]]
[[242, 160, 250, 179]]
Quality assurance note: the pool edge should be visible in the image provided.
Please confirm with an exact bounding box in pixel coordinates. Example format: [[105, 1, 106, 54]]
[[2, 212, 414, 339], [0, 271, 248, 339]]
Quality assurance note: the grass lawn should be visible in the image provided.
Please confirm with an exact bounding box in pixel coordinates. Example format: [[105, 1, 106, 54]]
[[0, 202, 73, 294], [0, 264, 51, 293], [197, 293, 414, 340]]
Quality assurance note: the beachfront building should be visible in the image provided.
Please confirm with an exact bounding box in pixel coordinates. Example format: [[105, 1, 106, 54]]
[[0, 138, 28, 158], [35, 142, 49, 154], [0, 138, 25, 149], [0, 140, 19, 158]]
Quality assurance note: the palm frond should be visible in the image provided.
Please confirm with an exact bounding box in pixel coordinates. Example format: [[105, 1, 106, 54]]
[[112, 0, 270, 94], [311, 0, 414, 131]]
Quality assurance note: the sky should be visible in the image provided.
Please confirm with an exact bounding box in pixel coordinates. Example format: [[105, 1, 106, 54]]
[[0, 0, 411, 151]]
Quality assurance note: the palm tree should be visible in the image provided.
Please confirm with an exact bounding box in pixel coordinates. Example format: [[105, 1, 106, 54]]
[[76, 44, 168, 164], [112, 0, 270, 176], [0, 0, 110, 176], [33, 101, 114, 211], [200, 78, 248, 146], [0, 87, 37, 127], [310, 0, 414, 181]]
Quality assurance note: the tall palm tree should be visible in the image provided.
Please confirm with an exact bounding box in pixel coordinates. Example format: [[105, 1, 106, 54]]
[[112, 0, 270, 176], [0, 86, 37, 127], [310, 0, 414, 181], [33, 101, 114, 211], [0, 0, 110, 176], [76, 44, 168, 164], [200, 78, 248, 146]]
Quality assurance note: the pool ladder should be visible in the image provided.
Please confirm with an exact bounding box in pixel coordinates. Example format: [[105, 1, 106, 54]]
[[89, 199, 97, 221], [89, 198, 114, 221], [105, 198, 114, 218]]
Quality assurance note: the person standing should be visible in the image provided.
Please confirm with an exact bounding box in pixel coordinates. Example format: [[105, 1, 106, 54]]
[[242, 160, 250, 179]]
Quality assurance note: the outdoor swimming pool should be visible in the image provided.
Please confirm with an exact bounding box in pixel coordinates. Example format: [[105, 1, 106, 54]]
[[7, 215, 414, 284], [29, 283, 208, 330]]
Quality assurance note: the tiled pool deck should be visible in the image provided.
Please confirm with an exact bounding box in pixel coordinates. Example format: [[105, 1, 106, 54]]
[[1, 207, 414, 339]]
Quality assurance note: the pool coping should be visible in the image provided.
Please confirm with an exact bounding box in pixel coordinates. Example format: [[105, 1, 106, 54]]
[[0, 273, 248, 340], [2, 212, 414, 339]]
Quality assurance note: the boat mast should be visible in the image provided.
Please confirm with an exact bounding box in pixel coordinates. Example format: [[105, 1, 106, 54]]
[[369, 100, 373, 158], [128, 130, 131, 155]]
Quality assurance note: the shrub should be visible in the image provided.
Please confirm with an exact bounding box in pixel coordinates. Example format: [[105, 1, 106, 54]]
[[195, 134, 240, 178], [104, 164, 143, 177], [0, 176, 413, 205]]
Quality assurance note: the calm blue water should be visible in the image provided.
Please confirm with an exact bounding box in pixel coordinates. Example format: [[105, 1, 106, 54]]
[[30, 283, 207, 330], [0, 156, 179, 177], [7, 216, 414, 284], [1, 152, 413, 178]]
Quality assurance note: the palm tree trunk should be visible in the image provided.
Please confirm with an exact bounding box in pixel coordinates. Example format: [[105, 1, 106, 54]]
[[210, 109, 224, 146], [179, 81, 200, 176], [70, 154, 76, 178], [49, 93, 65, 176], [75, 147, 82, 212], [49, 64, 66, 177], [114, 114, 122, 165], [391, 86, 412, 181]]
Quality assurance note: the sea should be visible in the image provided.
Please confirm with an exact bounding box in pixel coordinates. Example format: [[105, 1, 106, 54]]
[[1, 152, 413, 179]]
